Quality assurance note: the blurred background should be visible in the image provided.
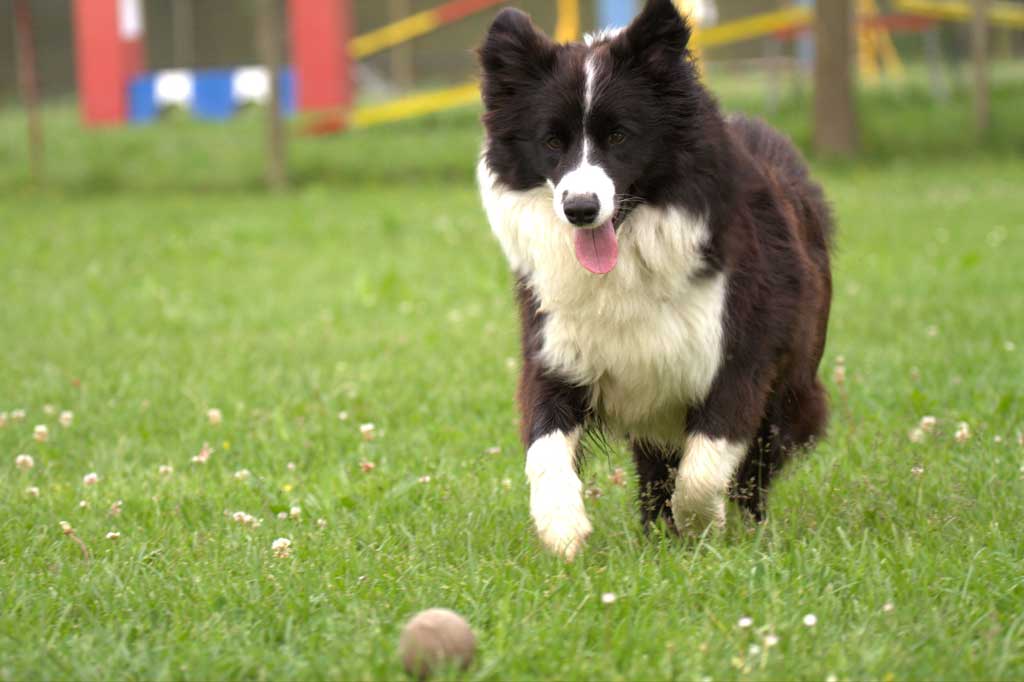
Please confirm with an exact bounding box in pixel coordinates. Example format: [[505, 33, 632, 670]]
[[2, 0, 1022, 191]]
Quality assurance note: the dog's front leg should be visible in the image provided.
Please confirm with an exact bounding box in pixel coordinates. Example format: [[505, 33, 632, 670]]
[[518, 363, 591, 561]]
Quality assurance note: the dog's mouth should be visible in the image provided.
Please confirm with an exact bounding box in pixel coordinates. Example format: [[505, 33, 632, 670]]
[[571, 203, 634, 276]]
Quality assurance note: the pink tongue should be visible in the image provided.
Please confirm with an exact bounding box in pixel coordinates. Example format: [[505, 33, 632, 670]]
[[573, 220, 618, 274]]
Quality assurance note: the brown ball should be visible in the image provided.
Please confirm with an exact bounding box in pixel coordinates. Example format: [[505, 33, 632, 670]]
[[398, 608, 476, 679]]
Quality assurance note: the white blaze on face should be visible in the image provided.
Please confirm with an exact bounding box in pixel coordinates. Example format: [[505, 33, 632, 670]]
[[552, 54, 616, 229]]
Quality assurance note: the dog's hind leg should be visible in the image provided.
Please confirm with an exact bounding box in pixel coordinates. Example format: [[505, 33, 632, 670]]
[[631, 439, 679, 532]]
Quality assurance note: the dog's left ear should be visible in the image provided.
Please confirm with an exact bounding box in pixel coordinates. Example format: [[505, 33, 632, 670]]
[[611, 0, 692, 71]]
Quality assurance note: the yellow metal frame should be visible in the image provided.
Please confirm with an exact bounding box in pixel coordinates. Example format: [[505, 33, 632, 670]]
[[895, 0, 1024, 29], [350, 0, 580, 129]]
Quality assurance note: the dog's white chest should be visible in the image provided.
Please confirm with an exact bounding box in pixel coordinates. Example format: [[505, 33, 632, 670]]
[[478, 162, 728, 439]]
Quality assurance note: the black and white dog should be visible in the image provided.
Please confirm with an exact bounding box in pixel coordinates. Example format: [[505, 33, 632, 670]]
[[477, 0, 833, 560]]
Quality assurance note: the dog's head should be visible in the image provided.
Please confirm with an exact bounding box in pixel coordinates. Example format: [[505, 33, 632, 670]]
[[479, 0, 704, 272]]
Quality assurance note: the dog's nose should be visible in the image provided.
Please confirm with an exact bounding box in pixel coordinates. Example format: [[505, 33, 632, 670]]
[[563, 194, 600, 226]]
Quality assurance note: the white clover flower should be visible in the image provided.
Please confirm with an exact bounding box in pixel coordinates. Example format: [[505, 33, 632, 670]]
[[191, 442, 213, 464], [79, 500, 89, 509], [272, 537, 292, 558], [11, 409, 26, 422], [158, 464, 174, 475], [25, 486, 40, 498], [231, 511, 262, 528], [955, 422, 971, 443], [43, 404, 56, 415], [737, 616, 754, 629], [277, 511, 288, 520], [748, 644, 762, 656], [206, 408, 223, 425], [233, 468, 252, 481], [106, 531, 121, 541], [919, 415, 937, 432], [882, 602, 895, 613], [359, 460, 375, 473], [908, 428, 925, 444], [601, 592, 617, 604], [316, 517, 327, 529], [33, 425, 49, 443], [501, 477, 512, 490], [359, 423, 376, 441], [59, 410, 74, 428], [418, 475, 431, 484], [764, 634, 779, 648], [911, 465, 924, 476], [15, 454, 35, 470], [485, 446, 501, 455], [286, 461, 296, 471], [59, 520, 73, 534], [802, 613, 818, 627], [832, 364, 846, 385], [337, 411, 349, 421], [0, 411, 7, 427], [83, 472, 100, 486], [289, 506, 302, 520], [109, 500, 123, 516]]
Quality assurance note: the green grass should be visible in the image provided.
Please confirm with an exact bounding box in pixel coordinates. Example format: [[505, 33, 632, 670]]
[[1, 79, 1023, 681]]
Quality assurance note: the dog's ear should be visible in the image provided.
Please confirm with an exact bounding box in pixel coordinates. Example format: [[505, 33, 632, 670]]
[[478, 9, 557, 108], [612, 0, 692, 73]]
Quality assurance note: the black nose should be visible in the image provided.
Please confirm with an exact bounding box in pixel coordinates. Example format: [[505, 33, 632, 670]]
[[563, 194, 600, 226]]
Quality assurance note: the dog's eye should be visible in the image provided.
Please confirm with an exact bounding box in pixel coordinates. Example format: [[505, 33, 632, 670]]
[[608, 131, 626, 146], [544, 136, 563, 152]]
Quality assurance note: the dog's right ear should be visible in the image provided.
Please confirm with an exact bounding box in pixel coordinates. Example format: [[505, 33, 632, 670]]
[[478, 9, 556, 108]]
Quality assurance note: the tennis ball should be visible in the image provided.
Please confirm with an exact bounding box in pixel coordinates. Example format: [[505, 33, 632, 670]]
[[398, 608, 476, 679]]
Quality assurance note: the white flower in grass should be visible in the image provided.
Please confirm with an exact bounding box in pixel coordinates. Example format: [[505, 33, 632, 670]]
[[955, 422, 971, 443], [287, 461, 296, 471], [911, 465, 924, 476], [191, 442, 213, 464], [158, 464, 174, 476], [43, 404, 56, 415], [0, 411, 7, 427], [233, 468, 252, 481], [277, 511, 288, 520], [59, 410, 74, 428], [206, 408, 223, 425], [601, 592, 617, 605], [83, 472, 100, 486], [359, 423, 376, 441], [231, 511, 262, 528], [337, 411, 349, 421], [289, 506, 302, 520], [908, 428, 925, 444], [919, 415, 937, 432], [764, 633, 779, 648], [12, 409, 26, 422], [748, 644, 762, 656], [359, 460, 375, 473], [882, 602, 895, 613], [418, 475, 431, 484], [501, 478, 512, 490], [825, 675, 838, 682], [25, 486, 40, 498], [33, 425, 49, 443], [993, 435, 1003, 444], [737, 616, 754, 629], [316, 517, 327, 529], [15, 454, 34, 471], [832, 364, 846, 386], [79, 500, 89, 509], [272, 537, 292, 558], [926, 325, 939, 338], [106, 531, 121, 541], [608, 467, 627, 487], [109, 500, 123, 516], [59, 521, 73, 534], [802, 613, 818, 627], [485, 445, 501, 455]]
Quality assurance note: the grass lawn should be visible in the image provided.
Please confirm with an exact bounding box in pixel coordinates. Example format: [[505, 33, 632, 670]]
[[1, 80, 1023, 681]]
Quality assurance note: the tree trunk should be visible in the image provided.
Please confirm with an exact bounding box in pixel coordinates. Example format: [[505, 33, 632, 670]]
[[813, 0, 858, 156], [257, 0, 288, 191], [971, 0, 990, 136], [13, 0, 44, 183]]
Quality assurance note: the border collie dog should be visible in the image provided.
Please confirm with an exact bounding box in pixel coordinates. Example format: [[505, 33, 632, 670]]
[[477, 0, 833, 560]]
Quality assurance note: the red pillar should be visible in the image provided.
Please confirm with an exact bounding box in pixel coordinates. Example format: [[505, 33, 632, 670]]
[[288, 0, 354, 112], [72, 0, 146, 125]]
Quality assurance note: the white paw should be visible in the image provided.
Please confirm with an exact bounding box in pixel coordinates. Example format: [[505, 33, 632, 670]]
[[670, 491, 726, 537], [530, 479, 592, 561]]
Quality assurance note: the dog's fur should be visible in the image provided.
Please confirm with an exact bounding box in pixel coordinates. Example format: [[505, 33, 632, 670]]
[[477, 0, 833, 559]]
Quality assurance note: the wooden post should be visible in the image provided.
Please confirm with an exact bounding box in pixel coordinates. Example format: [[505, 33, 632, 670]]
[[13, 0, 43, 183], [258, 0, 288, 191], [389, 0, 415, 89], [971, 0, 990, 136], [172, 0, 196, 68], [813, 0, 858, 156]]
